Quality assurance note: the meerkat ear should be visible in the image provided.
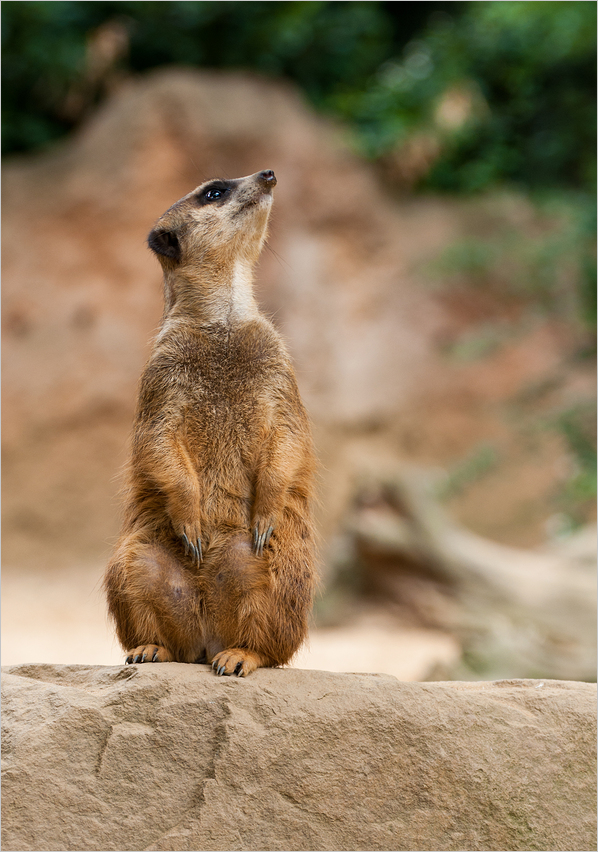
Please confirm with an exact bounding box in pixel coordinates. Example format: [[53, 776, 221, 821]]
[[148, 229, 181, 262]]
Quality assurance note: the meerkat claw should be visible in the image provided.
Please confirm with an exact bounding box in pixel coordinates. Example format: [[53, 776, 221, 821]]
[[252, 525, 274, 556], [182, 534, 202, 565]]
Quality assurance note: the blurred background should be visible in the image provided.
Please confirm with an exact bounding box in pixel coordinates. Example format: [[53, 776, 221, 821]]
[[2, 0, 596, 681]]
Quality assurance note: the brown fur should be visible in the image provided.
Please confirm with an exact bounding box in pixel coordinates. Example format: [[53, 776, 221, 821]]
[[104, 170, 317, 676]]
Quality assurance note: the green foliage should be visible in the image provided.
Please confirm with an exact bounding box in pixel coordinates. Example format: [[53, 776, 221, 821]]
[[437, 1, 596, 193], [331, 1, 596, 194]]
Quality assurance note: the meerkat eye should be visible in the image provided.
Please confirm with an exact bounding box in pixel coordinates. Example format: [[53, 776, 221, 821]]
[[199, 182, 230, 204]]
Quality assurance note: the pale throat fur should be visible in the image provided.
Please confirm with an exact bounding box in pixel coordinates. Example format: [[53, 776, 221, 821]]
[[157, 259, 259, 340]]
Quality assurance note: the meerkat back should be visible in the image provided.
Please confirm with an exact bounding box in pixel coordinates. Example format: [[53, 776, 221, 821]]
[[104, 170, 317, 676]]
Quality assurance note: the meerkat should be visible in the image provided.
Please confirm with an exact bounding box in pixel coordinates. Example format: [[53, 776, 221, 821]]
[[104, 169, 316, 677]]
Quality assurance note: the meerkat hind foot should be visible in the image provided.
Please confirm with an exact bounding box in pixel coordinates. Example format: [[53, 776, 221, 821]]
[[125, 644, 174, 664], [211, 648, 262, 677]]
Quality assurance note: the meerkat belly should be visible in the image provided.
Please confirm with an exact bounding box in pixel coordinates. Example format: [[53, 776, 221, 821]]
[[185, 369, 272, 527]]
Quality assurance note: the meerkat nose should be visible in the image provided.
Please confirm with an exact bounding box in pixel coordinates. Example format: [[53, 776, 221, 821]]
[[257, 169, 277, 188]]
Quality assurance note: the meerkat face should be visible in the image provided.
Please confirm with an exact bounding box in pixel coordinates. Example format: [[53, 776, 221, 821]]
[[147, 170, 277, 268]]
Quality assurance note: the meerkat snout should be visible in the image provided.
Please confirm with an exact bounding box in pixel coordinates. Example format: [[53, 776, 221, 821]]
[[257, 169, 277, 187]]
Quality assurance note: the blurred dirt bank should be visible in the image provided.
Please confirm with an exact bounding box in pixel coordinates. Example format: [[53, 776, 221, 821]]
[[2, 69, 595, 679]]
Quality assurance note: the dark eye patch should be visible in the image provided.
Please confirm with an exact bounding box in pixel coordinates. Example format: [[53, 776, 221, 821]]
[[196, 181, 232, 205]]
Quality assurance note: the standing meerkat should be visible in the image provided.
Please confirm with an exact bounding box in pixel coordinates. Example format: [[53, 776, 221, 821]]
[[104, 169, 317, 676]]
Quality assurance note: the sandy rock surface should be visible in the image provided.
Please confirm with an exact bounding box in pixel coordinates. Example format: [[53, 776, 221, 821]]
[[2, 663, 596, 852]]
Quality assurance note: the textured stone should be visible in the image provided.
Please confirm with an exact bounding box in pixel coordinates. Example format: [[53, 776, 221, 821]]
[[2, 663, 595, 851]]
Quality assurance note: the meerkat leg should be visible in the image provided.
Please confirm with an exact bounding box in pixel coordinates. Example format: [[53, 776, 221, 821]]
[[201, 533, 271, 675], [206, 520, 315, 676], [105, 536, 206, 663]]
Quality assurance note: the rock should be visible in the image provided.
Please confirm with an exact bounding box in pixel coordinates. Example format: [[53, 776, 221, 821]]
[[2, 663, 596, 851]]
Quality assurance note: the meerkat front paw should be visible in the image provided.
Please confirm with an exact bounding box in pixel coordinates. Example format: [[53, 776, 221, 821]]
[[167, 499, 203, 566], [169, 518, 202, 565], [252, 518, 274, 556], [125, 644, 174, 664]]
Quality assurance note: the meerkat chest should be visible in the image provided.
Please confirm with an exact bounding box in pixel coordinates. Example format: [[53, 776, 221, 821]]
[[151, 325, 284, 433], [191, 331, 277, 397]]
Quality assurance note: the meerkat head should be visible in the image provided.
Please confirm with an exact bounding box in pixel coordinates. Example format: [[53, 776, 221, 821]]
[[147, 170, 277, 271]]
